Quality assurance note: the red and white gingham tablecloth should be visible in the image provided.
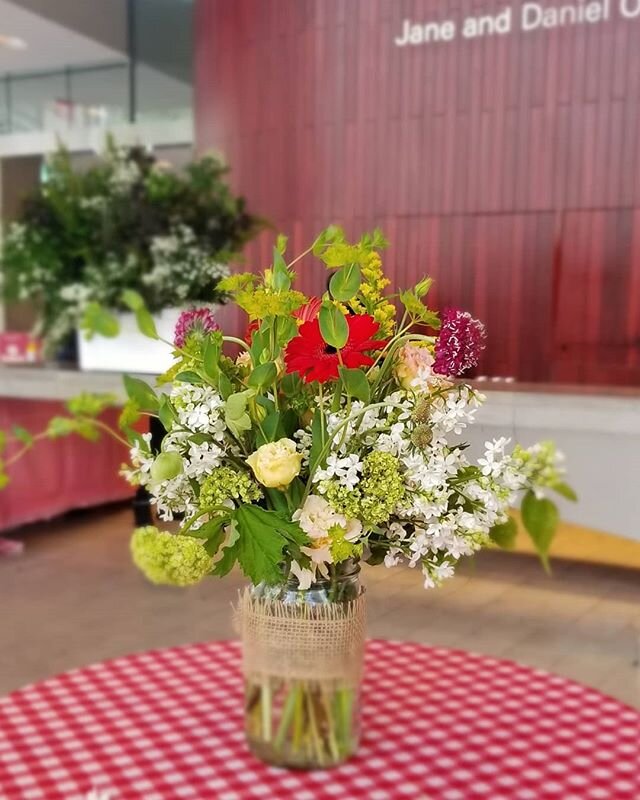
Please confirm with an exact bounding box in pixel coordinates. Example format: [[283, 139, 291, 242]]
[[0, 640, 638, 800]]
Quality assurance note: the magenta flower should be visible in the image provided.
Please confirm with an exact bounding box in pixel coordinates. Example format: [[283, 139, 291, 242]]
[[174, 308, 220, 348], [433, 308, 486, 377]]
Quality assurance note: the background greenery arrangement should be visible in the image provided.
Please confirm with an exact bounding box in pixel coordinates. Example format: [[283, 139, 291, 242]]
[[1, 140, 261, 352]]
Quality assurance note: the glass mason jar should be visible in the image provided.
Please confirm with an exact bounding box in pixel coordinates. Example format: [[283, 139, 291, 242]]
[[241, 559, 365, 769]]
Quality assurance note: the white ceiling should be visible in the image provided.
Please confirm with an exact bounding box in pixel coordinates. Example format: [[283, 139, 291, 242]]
[[0, 0, 124, 75]]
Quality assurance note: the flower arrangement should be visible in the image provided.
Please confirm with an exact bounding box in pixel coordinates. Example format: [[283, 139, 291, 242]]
[[0, 227, 575, 768], [0, 226, 574, 581], [1, 139, 260, 351]]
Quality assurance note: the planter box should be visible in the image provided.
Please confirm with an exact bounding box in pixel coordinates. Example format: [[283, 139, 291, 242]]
[[78, 308, 182, 374]]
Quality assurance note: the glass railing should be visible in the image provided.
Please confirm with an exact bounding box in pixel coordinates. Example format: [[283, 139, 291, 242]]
[[0, 60, 192, 136]]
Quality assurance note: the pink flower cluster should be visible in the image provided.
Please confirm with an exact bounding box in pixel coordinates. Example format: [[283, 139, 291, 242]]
[[174, 308, 220, 348], [433, 308, 486, 377]]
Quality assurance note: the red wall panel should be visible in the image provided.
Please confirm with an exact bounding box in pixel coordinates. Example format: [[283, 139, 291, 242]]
[[195, 0, 640, 385]]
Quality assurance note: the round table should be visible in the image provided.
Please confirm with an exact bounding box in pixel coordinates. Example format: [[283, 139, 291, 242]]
[[0, 641, 638, 800]]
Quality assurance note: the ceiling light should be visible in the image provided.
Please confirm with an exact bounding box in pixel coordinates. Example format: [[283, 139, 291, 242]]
[[0, 35, 27, 50]]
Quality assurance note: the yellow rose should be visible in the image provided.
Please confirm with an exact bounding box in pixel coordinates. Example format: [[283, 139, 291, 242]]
[[246, 438, 302, 490]]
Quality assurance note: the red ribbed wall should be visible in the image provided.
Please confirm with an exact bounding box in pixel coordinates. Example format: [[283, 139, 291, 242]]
[[195, 0, 640, 384]]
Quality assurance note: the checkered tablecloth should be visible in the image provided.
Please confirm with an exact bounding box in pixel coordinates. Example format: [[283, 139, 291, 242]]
[[0, 640, 638, 800]]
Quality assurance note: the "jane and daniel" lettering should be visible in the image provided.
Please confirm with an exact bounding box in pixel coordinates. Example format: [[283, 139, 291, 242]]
[[394, 0, 640, 46]]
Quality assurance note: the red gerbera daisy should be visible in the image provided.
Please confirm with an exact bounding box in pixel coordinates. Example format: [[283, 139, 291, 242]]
[[285, 314, 388, 383]]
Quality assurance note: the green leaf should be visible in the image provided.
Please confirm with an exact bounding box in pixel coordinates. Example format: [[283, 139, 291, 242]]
[[280, 372, 301, 397], [233, 505, 307, 585], [319, 304, 348, 349], [272, 247, 292, 291], [123, 375, 159, 413], [202, 338, 221, 382], [329, 264, 361, 302], [550, 481, 578, 502], [12, 426, 33, 446], [489, 517, 518, 550], [258, 411, 281, 446], [212, 520, 240, 577], [134, 308, 158, 340], [224, 390, 254, 438], [67, 392, 117, 418], [308, 409, 326, 475], [521, 490, 559, 572], [339, 367, 370, 404], [158, 395, 177, 431], [81, 302, 120, 340], [276, 234, 288, 254], [120, 289, 145, 312], [47, 418, 75, 438], [264, 487, 289, 514], [248, 361, 277, 389], [174, 371, 204, 384], [150, 451, 183, 482], [0, 430, 5, 455], [399, 289, 440, 329]]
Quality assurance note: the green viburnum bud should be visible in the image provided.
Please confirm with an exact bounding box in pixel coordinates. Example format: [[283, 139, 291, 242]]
[[130, 526, 212, 587], [199, 467, 262, 509], [323, 452, 406, 529]]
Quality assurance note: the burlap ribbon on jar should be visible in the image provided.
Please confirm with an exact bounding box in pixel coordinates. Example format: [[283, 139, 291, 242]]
[[235, 589, 367, 686]]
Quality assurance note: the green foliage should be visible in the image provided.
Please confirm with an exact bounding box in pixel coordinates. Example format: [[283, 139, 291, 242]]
[[123, 375, 159, 413], [339, 367, 371, 404], [521, 490, 559, 571], [215, 505, 308, 585], [399, 286, 440, 329], [47, 417, 100, 441], [12, 426, 33, 446], [248, 361, 277, 390], [224, 390, 254, 438], [121, 290, 158, 339], [80, 303, 120, 340], [1, 141, 261, 350], [550, 481, 578, 502], [489, 517, 518, 549], [319, 304, 349, 349], [329, 264, 362, 302], [66, 393, 118, 418]]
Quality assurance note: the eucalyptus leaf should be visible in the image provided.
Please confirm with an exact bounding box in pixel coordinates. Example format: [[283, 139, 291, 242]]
[[319, 304, 348, 349], [329, 264, 361, 302]]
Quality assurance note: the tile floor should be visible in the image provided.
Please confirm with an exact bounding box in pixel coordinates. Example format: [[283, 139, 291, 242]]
[[1, 504, 638, 708]]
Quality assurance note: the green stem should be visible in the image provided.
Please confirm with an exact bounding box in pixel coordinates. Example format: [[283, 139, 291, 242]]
[[261, 679, 272, 742]]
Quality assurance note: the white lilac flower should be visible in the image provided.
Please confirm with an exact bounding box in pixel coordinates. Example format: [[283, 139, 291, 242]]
[[422, 560, 455, 589], [314, 453, 362, 489]]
